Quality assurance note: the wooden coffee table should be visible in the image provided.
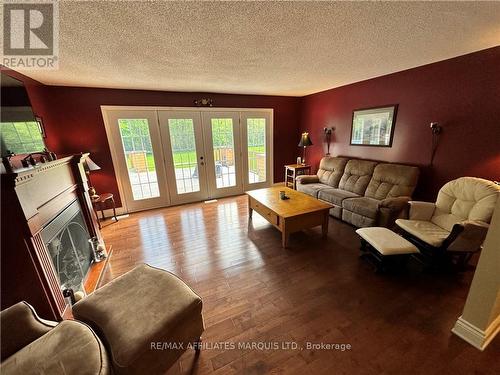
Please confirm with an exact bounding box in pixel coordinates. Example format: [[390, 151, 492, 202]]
[[246, 186, 332, 247]]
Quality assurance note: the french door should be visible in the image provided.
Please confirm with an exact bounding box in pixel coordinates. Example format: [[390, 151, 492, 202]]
[[103, 107, 272, 211], [241, 111, 272, 191], [158, 111, 243, 204], [104, 110, 170, 211], [201, 111, 243, 199], [157, 111, 209, 205]]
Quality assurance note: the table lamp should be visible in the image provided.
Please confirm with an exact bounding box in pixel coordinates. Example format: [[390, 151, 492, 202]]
[[85, 156, 101, 199], [298, 132, 313, 165]]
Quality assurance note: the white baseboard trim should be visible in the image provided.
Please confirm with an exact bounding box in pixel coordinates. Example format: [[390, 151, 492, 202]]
[[452, 315, 500, 351]]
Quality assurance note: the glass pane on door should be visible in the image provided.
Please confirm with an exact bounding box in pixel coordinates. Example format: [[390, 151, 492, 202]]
[[247, 118, 266, 183], [168, 119, 200, 194], [118, 119, 160, 200], [211, 118, 236, 188]]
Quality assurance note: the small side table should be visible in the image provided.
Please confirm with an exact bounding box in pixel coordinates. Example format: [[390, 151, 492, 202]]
[[91, 193, 118, 229], [284, 164, 311, 190]]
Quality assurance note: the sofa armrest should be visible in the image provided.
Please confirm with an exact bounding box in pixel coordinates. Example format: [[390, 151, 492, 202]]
[[1, 301, 57, 361], [446, 220, 490, 252], [296, 175, 319, 184], [379, 196, 411, 211], [377, 196, 411, 227], [408, 201, 436, 221]]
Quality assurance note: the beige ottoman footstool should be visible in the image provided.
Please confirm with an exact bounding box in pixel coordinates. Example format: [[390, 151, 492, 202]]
[[356, 227, 419, 272], [73, 264, 204, 375]]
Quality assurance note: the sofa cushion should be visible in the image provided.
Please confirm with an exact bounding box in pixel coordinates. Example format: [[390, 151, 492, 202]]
[[316, 157, 349, 187], [338, 159, 377, 195], [318, 188, 359, 206], [0, 320, 109, 375], [431, 177, 499, 231], [365, 163, 419, 200], [296, 182, 330, 198], [396, 219, 450, 247], [342, 197, 380, 219]]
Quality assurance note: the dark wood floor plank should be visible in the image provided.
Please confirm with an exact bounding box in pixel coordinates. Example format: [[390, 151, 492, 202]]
[[98, 195, 499, 375]]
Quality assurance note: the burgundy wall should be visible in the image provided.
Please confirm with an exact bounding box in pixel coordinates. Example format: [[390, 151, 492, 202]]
[[4, 46, 499, 204], [300, 47, 500, 200], [2, 68, 300, 206]]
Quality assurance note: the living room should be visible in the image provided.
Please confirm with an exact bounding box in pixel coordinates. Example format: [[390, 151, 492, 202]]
[[1, 1, 499, 374]]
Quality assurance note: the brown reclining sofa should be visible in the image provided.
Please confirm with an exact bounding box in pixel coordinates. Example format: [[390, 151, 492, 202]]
[[296, 157, 420, 228]]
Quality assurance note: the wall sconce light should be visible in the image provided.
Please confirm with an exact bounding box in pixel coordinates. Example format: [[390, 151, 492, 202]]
[[430, 122, 442, 134], [323, 127, 335, 155], [194, 98, 214, 107], [430, 122, 442, 165]]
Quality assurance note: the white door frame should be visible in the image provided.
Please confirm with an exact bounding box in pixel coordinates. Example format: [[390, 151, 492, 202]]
[[101, 106, 273, 212], [241, 110, 273, 191], [102, 109, 171, 212], [201, 111, 244, 199], [158, 110, 210, 205]]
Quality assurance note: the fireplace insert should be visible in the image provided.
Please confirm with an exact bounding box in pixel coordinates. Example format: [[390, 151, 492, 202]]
[[41, 200, 93, 293]]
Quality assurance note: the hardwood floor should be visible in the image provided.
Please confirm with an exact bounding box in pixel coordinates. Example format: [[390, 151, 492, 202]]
[[99, 195, 499, 375]]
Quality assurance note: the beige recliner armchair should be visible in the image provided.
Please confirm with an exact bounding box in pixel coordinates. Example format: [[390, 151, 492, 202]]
[[396, 177, 500, 268], [1, 264, 204, 375], [1, 302, 110, 375]]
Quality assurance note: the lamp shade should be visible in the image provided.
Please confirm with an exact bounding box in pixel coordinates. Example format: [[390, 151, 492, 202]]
[[85, 156, 101, 172], [298, 132, 313, 147]]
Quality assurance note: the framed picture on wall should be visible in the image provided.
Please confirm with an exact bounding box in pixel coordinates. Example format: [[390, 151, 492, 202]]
[[350, 105, 397, 147]]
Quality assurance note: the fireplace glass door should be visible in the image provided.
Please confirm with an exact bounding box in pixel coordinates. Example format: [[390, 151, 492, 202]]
[[41, 200, 93, 293]]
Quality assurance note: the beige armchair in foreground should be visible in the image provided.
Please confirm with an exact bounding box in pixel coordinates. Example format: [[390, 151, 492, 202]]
[[396, 177, 500, 269], [1, 264, 204, 375], [1, 301, 111, 375]]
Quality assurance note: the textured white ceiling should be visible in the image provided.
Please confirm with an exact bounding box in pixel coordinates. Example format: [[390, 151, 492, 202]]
[[23, 1, 500, 96]]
